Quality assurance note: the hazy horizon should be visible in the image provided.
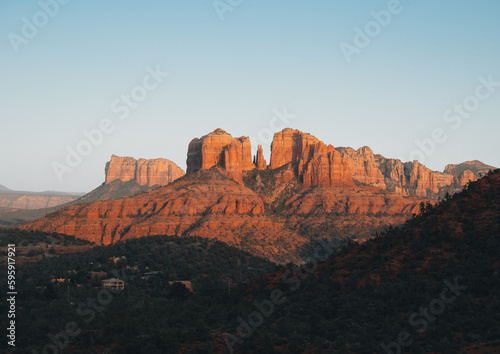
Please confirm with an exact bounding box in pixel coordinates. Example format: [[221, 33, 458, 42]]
[[1, 0, 499, 193]]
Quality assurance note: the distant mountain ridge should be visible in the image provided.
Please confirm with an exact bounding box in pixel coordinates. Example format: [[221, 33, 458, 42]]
[[0, 189, 83, 210], [444, 160, 496, 176], [0, 184, 10, 191]]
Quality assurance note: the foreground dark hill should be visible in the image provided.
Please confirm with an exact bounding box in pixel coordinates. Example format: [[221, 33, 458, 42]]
[[0, 235, 275, 353], [0, 228, 94, 265], [195, 169, 500, 353]]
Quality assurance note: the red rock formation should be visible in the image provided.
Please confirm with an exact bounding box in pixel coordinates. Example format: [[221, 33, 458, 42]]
[[270, 129, 354, 188], [186, 129, 253, 182], [239, 137, 253, 171], [105, 156, 137, 184], [404, 161, 439, 197], [378, 158, 406, 194], [336, 145, 488, 198], [21, 127, 497, 264], [186, 128, 490, 197], [269, 128, 320, 169], [336, 147, 387, 189], [285, 188, 422, 216], [268, 128, 482, 195], [456, 170, 477, 186], [21, 169, 308, 263], [224, 140, 244, 182], [254, 145, 267, 170], [434, 172, 456, 188], [337, 147, 443, 197], [21, 164, 429, 263], [136, 158, 185, 187], [301, 142, 354, 188], [22, 175, 267, 245], [105, 155, 184, 187]]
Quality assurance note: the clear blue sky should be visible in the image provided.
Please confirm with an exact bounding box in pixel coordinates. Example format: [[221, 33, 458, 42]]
[[1, 0, 499, 192]]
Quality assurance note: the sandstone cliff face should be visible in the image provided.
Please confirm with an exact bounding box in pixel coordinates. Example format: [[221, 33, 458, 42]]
[[184, 128, 490, 195], [404, 161, 439, 197], [457, 170, 477, 186], [186, 129, 253, 182], [136, 159, 184, 187], [269, 128, 320, 169], [105, 156, 137, 184], [270, 129, 354, 188], [105, 155, 184, 187], [336, 147, 387, 189], [334, 144, 489, 198], [300, 142, 355, 188]]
